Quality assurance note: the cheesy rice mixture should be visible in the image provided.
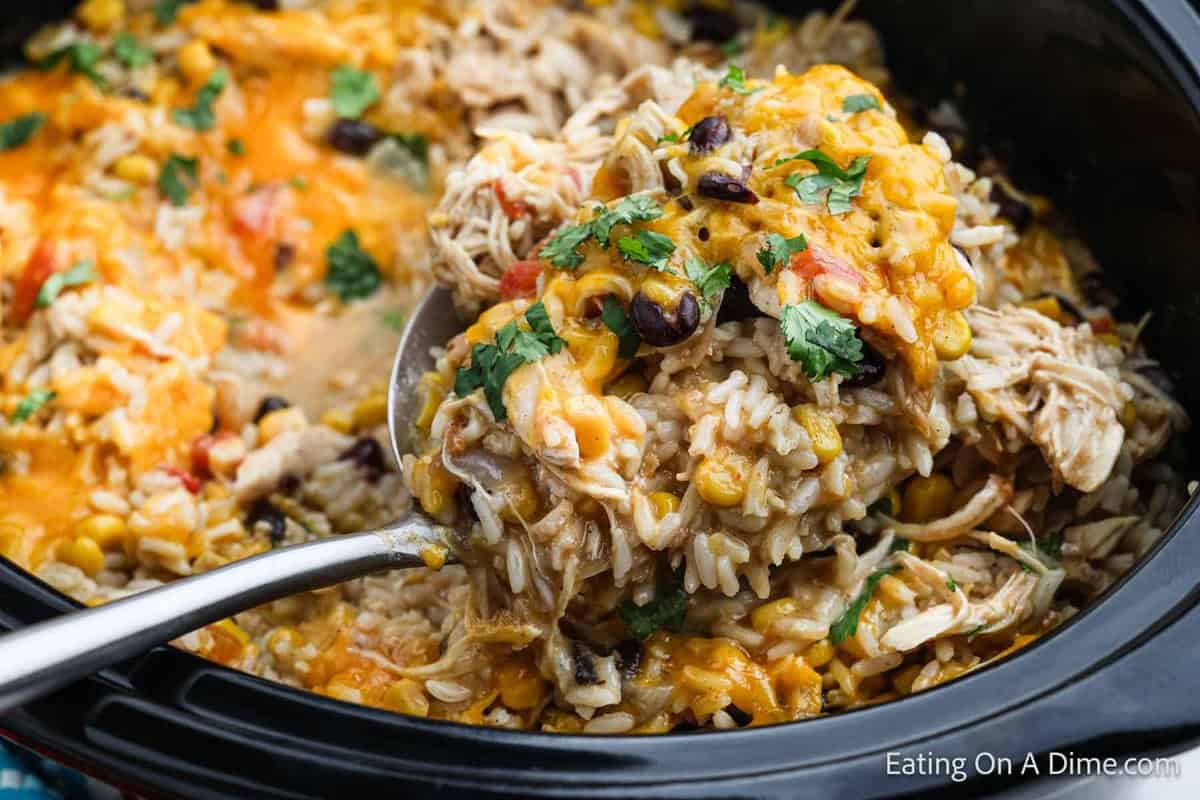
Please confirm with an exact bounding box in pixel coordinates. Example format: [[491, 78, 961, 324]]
[[0, 0, 1190, 733]]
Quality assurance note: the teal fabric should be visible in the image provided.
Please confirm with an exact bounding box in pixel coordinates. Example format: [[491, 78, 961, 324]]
[[0, 739, 110, 800]]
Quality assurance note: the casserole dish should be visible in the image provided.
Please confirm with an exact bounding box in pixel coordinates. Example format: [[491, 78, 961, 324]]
[[2, 0, 1200, 796]]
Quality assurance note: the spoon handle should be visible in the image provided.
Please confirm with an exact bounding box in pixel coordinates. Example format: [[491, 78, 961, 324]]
[[0, 515, 450, 713]]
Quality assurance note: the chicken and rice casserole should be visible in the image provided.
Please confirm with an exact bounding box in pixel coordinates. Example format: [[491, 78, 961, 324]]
[[0, 0, 1191, 733]]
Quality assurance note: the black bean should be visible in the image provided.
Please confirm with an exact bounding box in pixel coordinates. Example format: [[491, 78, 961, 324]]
[[250, 0, 280, 8], [697, 226, 710, 242], [326, 119, 382, 157], [253, 395, 290, 422], [339, 436, 387, 477], [671, 720, 702, 733], [631, 291, 701, 347], [989, 183, 1033, 232], [571, 641, 600, 686], [697, 173, 758, 204], [715, 274, 760, 326], [689, 115, 730, 154], [613, 639, 642, 680], [686, 3, 740, 43], [841, 339, 887, 389], [246, 498, 286, 545], [273, 243, 295, 272], [723, 704, 753, 727]]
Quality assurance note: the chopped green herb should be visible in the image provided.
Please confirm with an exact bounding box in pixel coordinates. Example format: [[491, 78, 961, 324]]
[[617, 230, 675, 271], [946, 578, 959, 592], [717, 63, 759, 95], [330, 65, 379, 119], [1019, 531, 1064, 571], [381, 310, 406, 331], [755, 232, 807, 275], [966, 624, 989, 641], [842, 94, 881, 114], [157, 153, 199, 206], [779, 149, 872, 215], [172, 68, 228, 131], [113, 32, 153, 69], [719, 39, 745, 57], [780, 300, 864, 381], [829, 566, 897, 644], [289, 176, 309, 191], [601, 296, 641, 359], [154, 0, 188, 26], [453, 302, 564, 420], [225, 138, 245, 156], [11, 388, 55, 425], [36, 261, 96, 308], [591, 195, 664, 247], [684, 257, 732, 311], [324, 229, 381, 301], [539, 222, 592, 270], [0, 113, 46, 151], [619, 581, 688, 640], [656, 123, 695, 145], [39, 43, 106, 88]]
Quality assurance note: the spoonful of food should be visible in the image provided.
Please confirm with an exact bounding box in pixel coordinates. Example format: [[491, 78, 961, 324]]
[[0, 287, 464, 713]]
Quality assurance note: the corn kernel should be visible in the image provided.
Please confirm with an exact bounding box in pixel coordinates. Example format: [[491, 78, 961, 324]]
[[1020, 295, 1062, 322], [803, 639, 835, 668], [694, 454, 748, 507], [111, 154, 156, 184], [213, 618, 250, 646], [606, 371, 647, 399], [415, 373, 446, 432], [74, 514, 127, 550], [77, 0, 125, 31], [497, 663, 545, 710], [648, 491, 680, 519], [353, 393, 388, 430], [412, 457, 458, 520], [932, 310, 972, 360], [901, 474, 955, 523], [320, 407, 354, 434], [178, 39, 216, 85], [57, 536, 105, 577], [793, 405, 843, 464], [1097, 332, 1122, 348], [326, 681, 363, 704], [750, 597, 800, 634], [258, 406, 307, 444], [498, 474, 539, 522], [383, 678, 430, 717], [1120, 400, 1137, 429]]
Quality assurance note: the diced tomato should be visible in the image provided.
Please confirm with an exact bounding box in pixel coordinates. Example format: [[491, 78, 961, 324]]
[[1089, 315, 1115, 334], [9, 240, 56, 326], [164, 465, 201, 494], [788, 246, 868, 289], [493, 179, 530, 219], [499, 259, 543, 300]]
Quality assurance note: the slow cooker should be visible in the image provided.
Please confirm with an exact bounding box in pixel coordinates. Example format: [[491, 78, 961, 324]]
[[3, 1, 1200, 797]]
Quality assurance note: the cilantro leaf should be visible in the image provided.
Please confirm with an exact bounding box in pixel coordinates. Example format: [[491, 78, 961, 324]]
[[330, 65, 379, 119], [755, 232, 807, 275], [324, 229, 381, 301], [842, 94, 881, 114], [780, 300, 864, 381], [617, 230, 675, 271], [453, 302, 565, 420], [36, 261, 96, 308], [656, 123, 695, 145], [0, 113, 46, 151], [539, 223, 592, 270], [158, 153, 198, 206], [226, 138, 245, 156], [718, 64, 759, 95], [829, 566, 897, 644], [591, 195, 663, 247], [946, 578, 959, 592], [619, 582, 688, 640], [778, 149, 872, 215], [381, 310, 406, 331], [719, 39, 745, 57], [154, 0, 188, 26], [113, 33, 153, 69], [38, 43, 106, 88], [11, 388, 56, 425], [172, 68, 228, 131], [684, 257, 731, 311], [601, 296, 641, 358]]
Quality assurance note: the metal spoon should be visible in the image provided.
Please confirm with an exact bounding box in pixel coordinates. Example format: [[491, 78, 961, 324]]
[[0, 286, 464, 713]]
